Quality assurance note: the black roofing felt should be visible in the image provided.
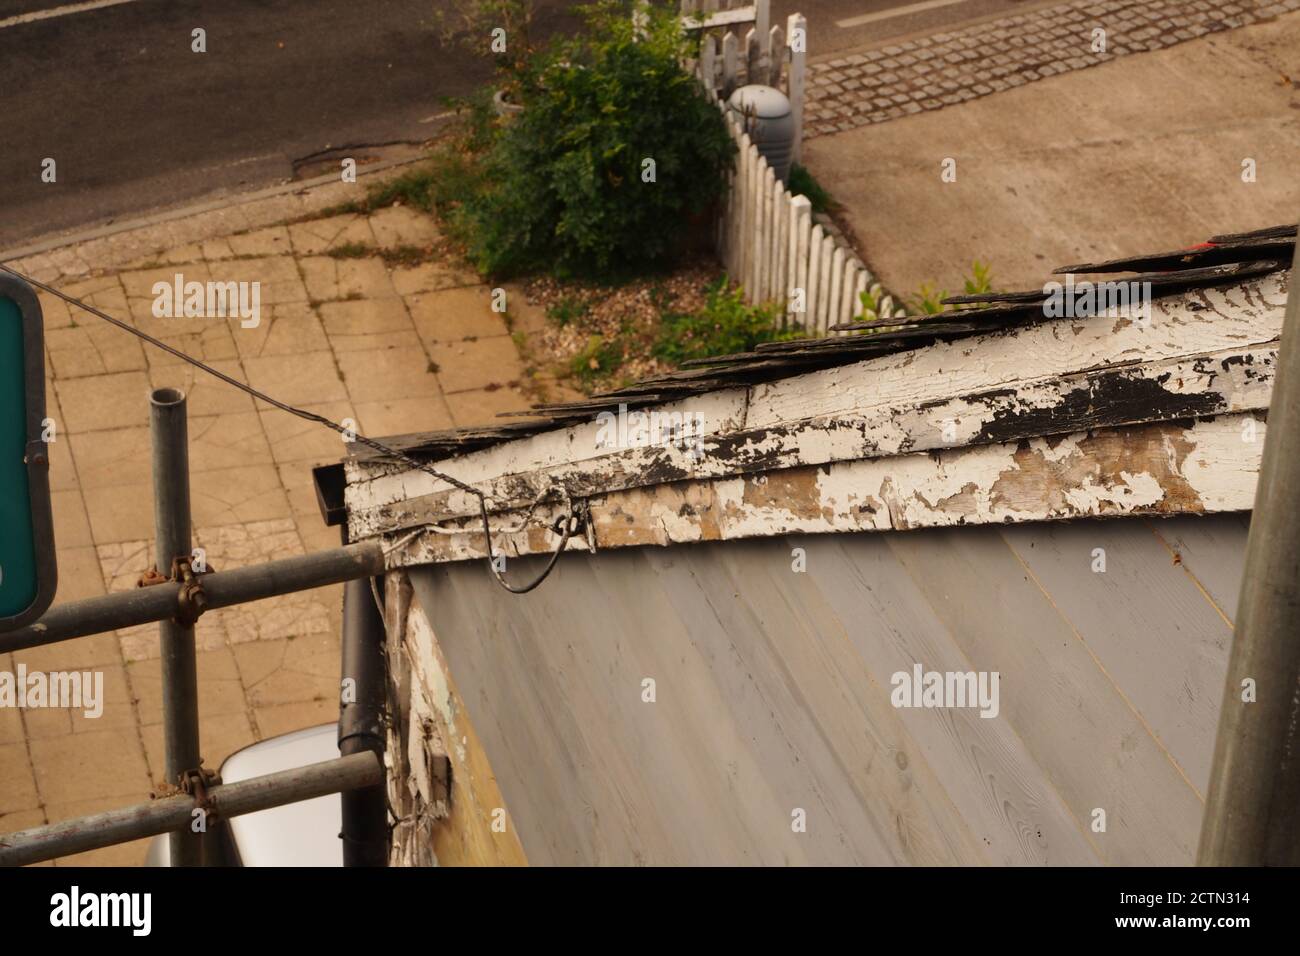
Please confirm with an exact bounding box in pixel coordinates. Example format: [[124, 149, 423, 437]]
[[349, 224, 1295, 465]]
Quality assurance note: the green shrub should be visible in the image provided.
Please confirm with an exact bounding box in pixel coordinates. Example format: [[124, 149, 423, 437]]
[[434, 0, 540, 81], [348, 92, 494, 224], [365, 167, 440, 213], [902, 260, 995, 314], [461, 1, 735, 278], [653, 277, 799, 364], [854, 284, 891, 326]]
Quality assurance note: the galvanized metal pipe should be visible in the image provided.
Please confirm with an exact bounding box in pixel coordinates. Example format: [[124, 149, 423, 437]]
[[1199, 239, 1300, 866], [0, 542, 386, 653], [150, 387, 202, 866], [339, 572, 389, 866], [0, 751, 382, 868]]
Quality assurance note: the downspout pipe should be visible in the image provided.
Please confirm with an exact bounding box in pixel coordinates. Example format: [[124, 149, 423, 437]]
[[317, 462, 389, 866], [339, 551, 389, 866]]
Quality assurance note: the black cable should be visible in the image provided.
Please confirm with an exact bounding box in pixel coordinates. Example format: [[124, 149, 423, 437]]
[[0, 262, 574, 593], [481, 495, 579, 594]]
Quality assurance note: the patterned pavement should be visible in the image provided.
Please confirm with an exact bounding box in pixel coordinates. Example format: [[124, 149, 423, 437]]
[[804, 0, 1300, 137]]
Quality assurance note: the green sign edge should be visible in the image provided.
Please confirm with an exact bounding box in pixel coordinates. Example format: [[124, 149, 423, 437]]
[[0, 273, 58, 632]]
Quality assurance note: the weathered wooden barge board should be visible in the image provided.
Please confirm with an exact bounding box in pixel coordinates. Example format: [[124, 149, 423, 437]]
[[344, 275, 1285, 541], [379, 412, 1263, 567]]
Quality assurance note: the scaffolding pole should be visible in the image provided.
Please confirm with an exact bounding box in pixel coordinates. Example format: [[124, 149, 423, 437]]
[[0, 752, 382, 868], [1198, 237, 1300, 866], [0, 542, 385, 654], [150, 388, 202, 866]]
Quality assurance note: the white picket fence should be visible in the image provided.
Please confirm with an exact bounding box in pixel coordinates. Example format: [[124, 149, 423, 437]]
[[678, 1, 907, 334]]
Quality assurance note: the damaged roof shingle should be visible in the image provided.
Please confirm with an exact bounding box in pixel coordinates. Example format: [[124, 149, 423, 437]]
[[348, 226, 1295, 465]]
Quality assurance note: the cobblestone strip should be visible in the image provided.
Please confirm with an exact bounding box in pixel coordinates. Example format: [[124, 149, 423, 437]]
[[805, 0, 1300, 137]]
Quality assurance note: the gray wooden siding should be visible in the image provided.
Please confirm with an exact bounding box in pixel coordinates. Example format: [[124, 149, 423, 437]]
[[409, 514, 1247, 866]]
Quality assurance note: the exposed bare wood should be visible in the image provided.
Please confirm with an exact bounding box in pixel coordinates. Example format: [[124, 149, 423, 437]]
[[746, 274, 1286, 428], [380, 414, 1264, 568], [385, 572, 529, 867]]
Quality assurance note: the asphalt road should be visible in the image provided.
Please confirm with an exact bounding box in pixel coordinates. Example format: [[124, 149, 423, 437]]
[[777, 0, 1050, 56], [0, 0, 581, 247], [1, 0, 1038, 249]]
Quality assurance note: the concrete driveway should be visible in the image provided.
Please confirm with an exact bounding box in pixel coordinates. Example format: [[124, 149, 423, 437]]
[[802, 2, 1300, 296]]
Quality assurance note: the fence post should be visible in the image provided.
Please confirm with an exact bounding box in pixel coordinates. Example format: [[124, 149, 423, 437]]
[[806, 222, 824, 330], [722, 31, 738, 94], [753, 154, 766, 301], [150, 387, 202, 867], [828, 246, 845, 332], [769, 175, 780, 306], [787, 13, 806, 164], [758, 164, 774, 301], [817, 230, 834, 333], [788, 195, 811, 330], [767, 171, 782, 304], [725, 113, 740, 277], [739, 137, 753, 297], [767, 24, 786, 87], [850, 263, 868, 332], [838, 255, 857, 329], [700, 32, 716, 92]]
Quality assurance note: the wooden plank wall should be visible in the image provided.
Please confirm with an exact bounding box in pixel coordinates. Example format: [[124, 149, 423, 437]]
[[408, 514, 1246, 865]]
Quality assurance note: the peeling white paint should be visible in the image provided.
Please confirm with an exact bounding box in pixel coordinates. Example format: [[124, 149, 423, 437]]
[[745, 278, 1286, 428], [346, 279, 1284, 541], [380, 415, 1262, 568], [348, 337, 1278, 541]]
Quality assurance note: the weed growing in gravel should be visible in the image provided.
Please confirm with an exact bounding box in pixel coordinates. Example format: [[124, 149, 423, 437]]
[[653, 277, 800, 365]]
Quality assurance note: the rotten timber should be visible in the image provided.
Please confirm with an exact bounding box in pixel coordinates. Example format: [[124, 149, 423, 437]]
[[382, 572, 527, 866], [1054, 229, 1295, 276]]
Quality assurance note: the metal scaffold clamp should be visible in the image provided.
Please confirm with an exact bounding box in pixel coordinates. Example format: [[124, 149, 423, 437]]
[[179, 765, 222, 819], [171, 556, 211, 626], [137, 557, 214, 626]]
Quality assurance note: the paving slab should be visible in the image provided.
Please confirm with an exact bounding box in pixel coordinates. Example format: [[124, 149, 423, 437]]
[[1, 162, 546, 865]]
